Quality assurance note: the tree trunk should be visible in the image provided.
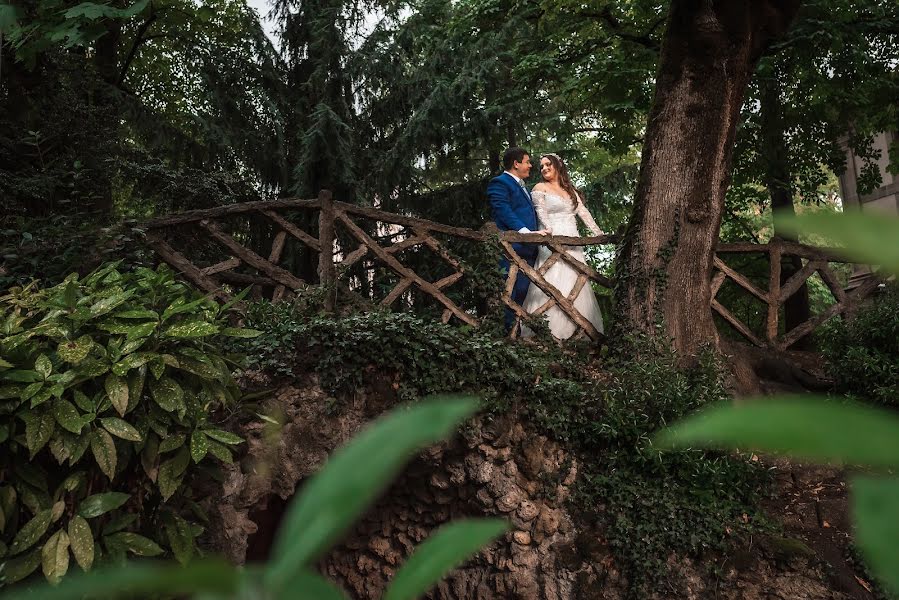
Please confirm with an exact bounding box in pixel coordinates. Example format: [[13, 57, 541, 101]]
[[616, 0, 800, 358], [760, 67, 812, 348]]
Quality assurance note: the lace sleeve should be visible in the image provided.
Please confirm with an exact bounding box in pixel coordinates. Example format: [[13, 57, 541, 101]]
[[531, 190, 551, 231], [575, 196, 604, 236]]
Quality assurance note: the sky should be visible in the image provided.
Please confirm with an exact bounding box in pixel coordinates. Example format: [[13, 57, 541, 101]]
[[246, 0, 280, 45]]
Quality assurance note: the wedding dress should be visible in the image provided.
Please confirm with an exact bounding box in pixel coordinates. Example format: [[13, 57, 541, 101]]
[[520, 191, 605, 340]]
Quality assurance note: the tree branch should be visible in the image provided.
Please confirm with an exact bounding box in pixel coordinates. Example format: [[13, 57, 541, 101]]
[[117, 9, 158, 86], [577, 8, 661, 51]]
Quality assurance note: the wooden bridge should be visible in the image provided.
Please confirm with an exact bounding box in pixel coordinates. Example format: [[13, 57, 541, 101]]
[[144, 191, 881, 349]]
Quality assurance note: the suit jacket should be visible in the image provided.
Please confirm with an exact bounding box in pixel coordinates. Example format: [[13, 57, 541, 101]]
[[487, 172, 538, 261]]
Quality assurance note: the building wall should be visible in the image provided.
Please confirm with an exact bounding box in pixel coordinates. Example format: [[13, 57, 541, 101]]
[[838, 130, 899, 215]]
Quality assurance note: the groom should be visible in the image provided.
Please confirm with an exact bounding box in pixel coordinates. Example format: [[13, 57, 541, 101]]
[[487, 147, 549, 331]]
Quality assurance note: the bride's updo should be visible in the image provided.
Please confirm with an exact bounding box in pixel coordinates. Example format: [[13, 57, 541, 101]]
[[541, 153, 581, 209]]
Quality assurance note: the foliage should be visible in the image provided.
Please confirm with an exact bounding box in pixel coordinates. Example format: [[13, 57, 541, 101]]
[[0, 396, 508, 600], [819, 283, 899, 407], [0, 263, 255, 586], [571, 341, 768, 596], [659, 211, 899, 598], [242, 304, 768, 595]]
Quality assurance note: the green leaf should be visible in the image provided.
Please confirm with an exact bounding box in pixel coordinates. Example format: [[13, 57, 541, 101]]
[[101, 417, 142, 442], [72, 390, 95, 412], [158, 433, 186, 454], [78, 492, 130, 519], [54, 472, 86, 499], [68, 516, 94, 571], [2, 369, 41, 383], [162, 321, 219, 339], [190, 430, 208, 463], [205, 439, 233, 464], [656, 396, 899, 468], [10, 509, 53, 554], [25, 412, 56, 457], [105, 373, 129, 417], [273, 570, 347, 600], [202, 428, 242, 445], [35, 354, 52, 379], [104, 532, 163, 557], [0, 559, 239, 600], [57, 336, 94, 364], [852, 476, 899, 595], [776, 211, 899, 274], [158, 447, 190, 501], [149, 377, 185, 414], [384, 519, 507, 600], [265, 396, 479, 590], [0, 4, 19, 36], [91, 429, 118, 480], [1, 547, 42, 585], [52, 398, 84, 434], [112, 352, 156, 377], [127, 367, 147, 411], [164, 513, 194, 566], [89, 291, 134, 318], [41, 529, 70, 585], [116, 309, 158, 319], [220, 327, 263, 338]]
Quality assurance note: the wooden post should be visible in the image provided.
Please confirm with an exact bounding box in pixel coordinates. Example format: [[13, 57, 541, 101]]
[[767, 241, 781, 346], [317, 189, 337, 312]]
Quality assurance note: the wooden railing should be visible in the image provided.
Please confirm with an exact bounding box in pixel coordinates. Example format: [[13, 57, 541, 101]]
[[143, 193, 882, 347]]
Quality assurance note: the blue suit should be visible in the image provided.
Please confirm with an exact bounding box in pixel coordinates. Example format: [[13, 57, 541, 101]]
[[487, 173, 538, 330]]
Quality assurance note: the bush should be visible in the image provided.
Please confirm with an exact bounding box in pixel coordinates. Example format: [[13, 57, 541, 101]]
[[0, 263, 255, 586], [819, 283, 899, 407]]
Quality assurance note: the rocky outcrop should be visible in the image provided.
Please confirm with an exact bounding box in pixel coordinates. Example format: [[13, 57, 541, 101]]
[[204, 375, 857, 600]]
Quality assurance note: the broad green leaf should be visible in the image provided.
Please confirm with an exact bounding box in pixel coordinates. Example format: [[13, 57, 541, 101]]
[[1, 547, 42, 585], [273, 570, 347, 600], [265, 396, 478, 590], [384, 519, 507, 600], [52, 398, 84, 434], [54, 472, 86, 499], [105, 373, 129, 417], [0, 357, 13, 368], [112, 352, 156, 376], [852, 476, 899, 595], [78, 492, 130, 519], [175, 355, 219, 379], [205, 439, 233, 464], [162, 321, 219, 339], [68, 432, 92, 465], [51, 500, 65, 522], [190, 430, 208, 463], [158, 447, 190, 501], [2, 369, 41, 383], [91, 429, 118, 480], [150, 377, 185, 414], [115, 309, 158, 320], [164, 513, 194, 566], [220, 327, 263, 338], [22, 381, 44, 400], [0, 384, 24, 399], [202, 429, 243, 445], [161, 296, 212, 322], [68, 516, 94, 571], [73, 390, 94, 412], [76, 359, 109, 378], [25, 411, 56, 457], [0, 558, 239, 600], [10, 509, 53, 554], [158, 433, 186, 454], [35, 355, 52, 379], [776, 211, 899, 274], [656, 396, 899, 468], [57, 336, 93, 364], [101, 417, 142, 442], [89, 291, 134, 318], [41, 529, 70, 585], [104, 532, 163, 557], [127, 367, 147, 411], [102, 513, 137, 536]]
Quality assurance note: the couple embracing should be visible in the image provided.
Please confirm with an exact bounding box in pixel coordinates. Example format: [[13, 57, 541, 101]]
[[488, 147, 605, 340]]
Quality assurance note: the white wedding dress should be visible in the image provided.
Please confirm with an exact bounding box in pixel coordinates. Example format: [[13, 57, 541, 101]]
[[520, 191, 605, 340]]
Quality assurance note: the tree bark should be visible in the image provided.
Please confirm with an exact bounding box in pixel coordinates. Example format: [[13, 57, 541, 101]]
[[760, 67, 812, 348], [616, 0, 800, 359]]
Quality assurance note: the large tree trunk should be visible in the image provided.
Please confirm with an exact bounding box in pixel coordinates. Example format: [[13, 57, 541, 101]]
[[760, 67, 812, 348], [616, 0, 800, 358]]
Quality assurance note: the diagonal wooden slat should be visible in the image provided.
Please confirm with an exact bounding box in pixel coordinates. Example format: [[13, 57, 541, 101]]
[[500, 240, 601, 341], [336, 211, 477, 326], [145, 234, 229, 302], [268, 231, 288, 263], [381, 278, 413, 306], [532, 298, 556, 316], [202, 257, 241, 276], [340, 244, 369, 268], [713, 257, 768, 303], [261, 210, 321, 251], [777, 301, 844, 350], [711, 299, 763, 347], [434, 271, 464, 290], [817, 263, 848, 305], [779, 259, 822, 302], [385, 236, 425, 255], [710, 270, 727, 297], [548, 242, 614, 289], [538, 251, 563, 275], [200, 220, 306, 291], [567, 274, 588, 302]]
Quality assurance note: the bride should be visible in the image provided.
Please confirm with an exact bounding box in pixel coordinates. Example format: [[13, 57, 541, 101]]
[[520, 153, 605, 340]]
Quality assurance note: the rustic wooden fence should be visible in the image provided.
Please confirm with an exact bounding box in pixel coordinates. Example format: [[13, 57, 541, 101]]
[[143, 192, 881, 348]]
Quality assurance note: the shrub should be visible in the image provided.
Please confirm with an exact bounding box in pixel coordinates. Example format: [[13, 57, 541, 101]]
[[0, 263, 255, 586], [819, 283, 899, 407]]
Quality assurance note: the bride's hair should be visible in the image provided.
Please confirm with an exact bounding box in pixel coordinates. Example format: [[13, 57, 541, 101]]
[[541, 153, 581, 209]]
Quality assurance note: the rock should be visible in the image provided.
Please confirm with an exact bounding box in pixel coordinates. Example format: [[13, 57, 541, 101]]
[[512, 530, 532, 545]]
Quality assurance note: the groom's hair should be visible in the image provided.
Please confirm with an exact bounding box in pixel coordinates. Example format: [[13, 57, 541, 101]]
[[502, 147, 529, 170]]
